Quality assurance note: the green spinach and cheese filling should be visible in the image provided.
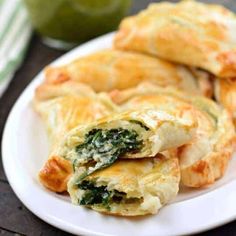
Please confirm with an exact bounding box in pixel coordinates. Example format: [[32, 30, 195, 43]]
[[71, 121, 149, 180], [75, 128, 143, 169], [68, 157, 181, 216], [77, 180, 140, 209]]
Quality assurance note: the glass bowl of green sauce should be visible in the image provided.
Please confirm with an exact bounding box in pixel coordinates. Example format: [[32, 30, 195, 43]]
[[23, 0, 132, 49]]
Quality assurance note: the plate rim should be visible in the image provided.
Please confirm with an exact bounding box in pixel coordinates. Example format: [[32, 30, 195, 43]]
[[2, 32, 236, 236]]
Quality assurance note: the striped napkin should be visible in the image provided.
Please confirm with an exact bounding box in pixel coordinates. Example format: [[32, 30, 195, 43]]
[[0, 0, 32, 97]]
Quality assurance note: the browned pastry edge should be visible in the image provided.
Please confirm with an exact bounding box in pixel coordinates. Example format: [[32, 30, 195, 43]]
[[39, 156, 72, 193]]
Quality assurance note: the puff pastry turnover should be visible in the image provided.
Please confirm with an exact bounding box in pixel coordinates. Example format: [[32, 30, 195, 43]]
[[68, 155, 180, 216], [214, 78, 236, 126], [34, 81, 117, 192], [56, 107, 196, 184], [45, 49, 211, 96], [114, 0, 236, 78], [111, 83, 235, 187]]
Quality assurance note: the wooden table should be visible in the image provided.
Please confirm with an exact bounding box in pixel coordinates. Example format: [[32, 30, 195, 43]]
[[0, 0, 236, 235]]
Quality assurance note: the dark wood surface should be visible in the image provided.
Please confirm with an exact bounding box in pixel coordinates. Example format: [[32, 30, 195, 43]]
[[0, 1, 236, 235]]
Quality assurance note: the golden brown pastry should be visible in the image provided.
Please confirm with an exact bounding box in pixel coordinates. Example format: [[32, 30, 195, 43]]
[[34, 81, 117, 145], [188, 67, 213, 98], [68, 155, 180, 216], [37, 82, 186, 214], [45, 49, 211, 96], [34, 81, 117, 192], [111, 83, 236, 187], [56, 107, 196, 184], [214, 77, 236, 126], [114, 0, 236, 78]]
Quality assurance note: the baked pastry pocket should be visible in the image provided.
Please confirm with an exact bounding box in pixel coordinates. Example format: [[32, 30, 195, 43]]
[[45, 49, 211, 96], [111, 83, 235, 187], [57, 107, 196, 183], [114, 0, 236, 78]]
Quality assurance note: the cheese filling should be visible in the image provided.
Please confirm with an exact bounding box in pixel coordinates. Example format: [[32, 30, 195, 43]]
[[73, 123, 147, 182]]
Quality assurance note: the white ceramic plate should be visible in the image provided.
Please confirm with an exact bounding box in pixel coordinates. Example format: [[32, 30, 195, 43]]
[[2, 33, 236, 236]]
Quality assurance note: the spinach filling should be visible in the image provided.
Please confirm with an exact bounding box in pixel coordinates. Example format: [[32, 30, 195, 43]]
[[78, 181, 137, 208], [74, 127, 143, 180]]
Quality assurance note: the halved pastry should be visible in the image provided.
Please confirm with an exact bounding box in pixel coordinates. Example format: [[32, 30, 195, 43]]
[[56, 107, 196, 183], [34, 81, 117, 192], [45, 49, 211, 96], [114, 0, 236, 78], [110, 83, 235, 187], [214, 77, 236, 126], [68, 155, 180, 216]]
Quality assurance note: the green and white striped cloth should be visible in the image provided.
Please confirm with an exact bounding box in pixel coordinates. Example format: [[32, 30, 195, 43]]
[[0, 0, 32, 97]]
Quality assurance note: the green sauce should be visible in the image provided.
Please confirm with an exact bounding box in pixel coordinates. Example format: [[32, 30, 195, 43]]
[[24, 0, 132, 44]]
